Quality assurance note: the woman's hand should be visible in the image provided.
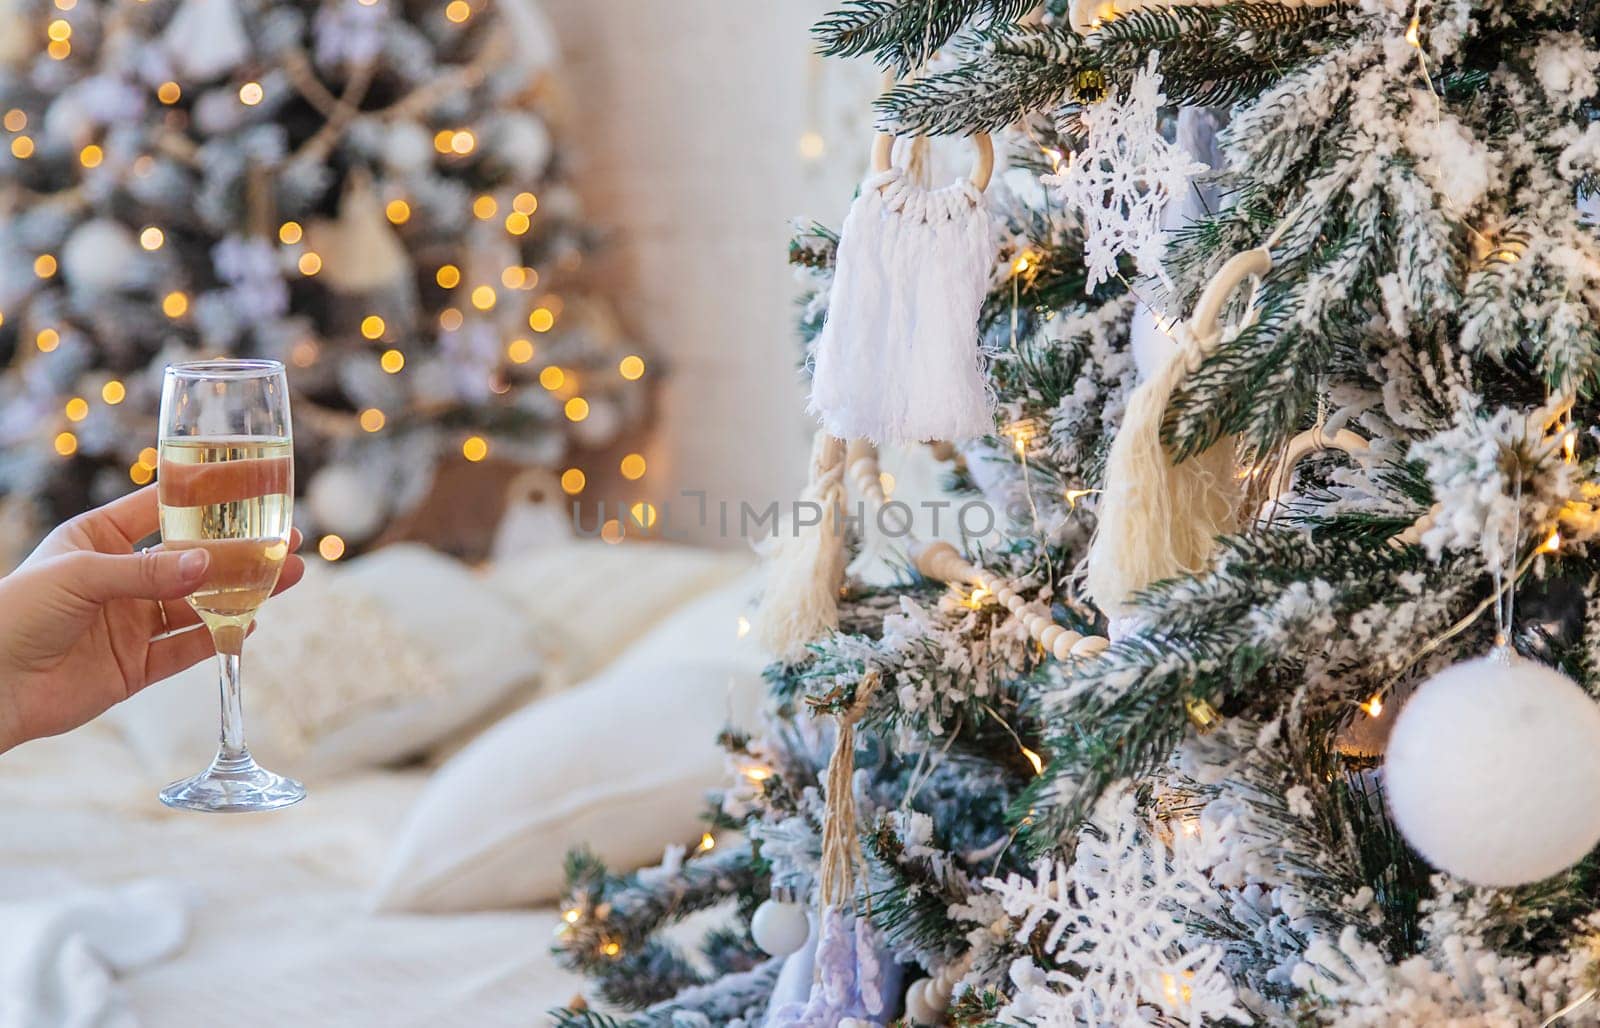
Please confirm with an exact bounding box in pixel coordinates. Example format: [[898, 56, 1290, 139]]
[[0, 486, 305, 753]]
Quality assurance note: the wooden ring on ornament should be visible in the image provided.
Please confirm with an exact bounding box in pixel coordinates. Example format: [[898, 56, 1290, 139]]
[[871, 131, 995, 194], [1260, 426, 1369, 507], [1188, 247, 1272, 348]]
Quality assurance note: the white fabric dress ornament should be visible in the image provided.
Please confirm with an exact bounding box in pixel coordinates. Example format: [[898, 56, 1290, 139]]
[[807, 168, 994, 446], [1048, 53, 1208, 291]]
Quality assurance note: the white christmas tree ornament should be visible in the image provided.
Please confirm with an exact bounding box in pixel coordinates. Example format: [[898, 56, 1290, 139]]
[[1047, 53, 1208, 292]]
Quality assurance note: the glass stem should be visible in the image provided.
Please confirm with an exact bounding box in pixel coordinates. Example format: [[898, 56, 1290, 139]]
[[214, 646, 250, 769]]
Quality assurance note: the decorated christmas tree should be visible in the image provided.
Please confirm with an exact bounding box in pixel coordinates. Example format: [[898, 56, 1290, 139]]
[[0, 0, 649, 561], [556, 0, 1600, 1024]]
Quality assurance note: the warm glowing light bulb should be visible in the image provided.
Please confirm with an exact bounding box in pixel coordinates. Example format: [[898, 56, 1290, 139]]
[[539, 366, 565, 391], [157, 81, 181, 104], [380, 349, 405, 373], [506, 338, 535, 364], [278, 221, 303, 245], [33, 254, 56, 278], [512, 192, 537, 214], [291, 339, 319, 367], [560, 468, 586, 495], [462, 436, 489, 462], [503, 211, 530, 235], [435, 264, 461, 289], [601, 941, 621, 957], [433, 129, 454, 154], [439, 308, 463, 331], [359, 408, 386, 432], [630, 502, 657, 528], [101, 379, 125, 404], [129, 461, 153, 485], [618, 354, 645, 380], [619, 453, 646, 480], [54, 431, 78, 456], [46, 18, 71, 41], [472, 195, 497, 220], [360, 314, 386, 340], [564, 397, 589, 422], [697, 833, 716, 852], [470, 285, 496, 310], [449, 130, 475, 155], [1542, 529, 1561, 553], [2, 109, 24, 131], [736, 616, 752, 640], [385, 199, 410, 224], [64, 397, 88, 421], [1361, 694, 1383, 718], [239, 81, 264, 106], [140, 226, 164, 250], [445, 0, 470, 21], [500, 266, 526, 289], [298, 251, 322, 275], [1404, 13, 1421, 47], [1020, 746, 1044, 775], [138, 447, 158, 466], [600, 519, 623, 544], [78, 144, 102, 168], [528, 308, 555, 333], [162, 291, 188, 318], [36, 328, 60, 352], [319, 535, 346, 561], [797, 130, 825, 160], [10, 135, 33, 159], [46, 40, 69, 60]]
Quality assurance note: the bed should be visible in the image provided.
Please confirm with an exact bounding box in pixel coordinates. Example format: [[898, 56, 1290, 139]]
[[0, 718, 587, 1025]]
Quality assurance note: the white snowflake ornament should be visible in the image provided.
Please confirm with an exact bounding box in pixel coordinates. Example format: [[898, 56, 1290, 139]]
[[1047, 53, 1208, 291], [984, 791, 1248, 1026]]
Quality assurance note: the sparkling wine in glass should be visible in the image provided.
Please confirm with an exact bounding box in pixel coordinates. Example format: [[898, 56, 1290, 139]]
[[156, 359, 304, 812]]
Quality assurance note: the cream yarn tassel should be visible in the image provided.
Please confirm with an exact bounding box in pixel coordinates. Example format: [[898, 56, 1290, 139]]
[[1084, 248, 1270, 616], [757, 431, 849, 661]]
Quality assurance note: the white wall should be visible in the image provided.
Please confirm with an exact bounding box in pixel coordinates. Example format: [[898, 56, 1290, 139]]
[[541, 2, 877, 546]]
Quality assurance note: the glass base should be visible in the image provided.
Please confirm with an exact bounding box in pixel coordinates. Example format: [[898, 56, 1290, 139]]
[[159, 753, 305, 813]]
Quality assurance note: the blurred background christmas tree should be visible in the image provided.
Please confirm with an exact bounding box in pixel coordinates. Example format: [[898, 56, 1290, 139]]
[[0, 0, 651, 564]]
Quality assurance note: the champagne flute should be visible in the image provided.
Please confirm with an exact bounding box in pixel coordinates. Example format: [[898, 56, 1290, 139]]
[[156, 359, 304, 812]]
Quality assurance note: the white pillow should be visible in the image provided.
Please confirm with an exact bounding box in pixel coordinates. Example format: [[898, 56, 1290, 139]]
[[483, 539, 753, 687], [110, 545, 545, 782], [371, 572, 767, 912]]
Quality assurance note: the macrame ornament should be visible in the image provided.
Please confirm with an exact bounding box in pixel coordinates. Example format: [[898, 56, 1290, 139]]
[[305, 169, 412, 294], [807, 132, 996, 446], [1084, 248, 1269, 616], [756, 431, 849, 661], [766, 672, 899, 1028]]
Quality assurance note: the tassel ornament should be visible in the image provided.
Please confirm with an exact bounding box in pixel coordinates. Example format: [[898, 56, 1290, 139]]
[[1083, 248, 1270, 616], [807, 134, 996, 446], [756, 431, 849, 661]]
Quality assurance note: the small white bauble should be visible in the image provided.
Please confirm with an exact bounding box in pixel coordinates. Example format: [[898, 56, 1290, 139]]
[[61, 219, 143, 293], [571, 396, 622, 448], [903, 978, 940, 1024], [383, 120, 434, 174], [1385, 651, 1600, 887], [307, 464, 388, 544], [750, 898, 809, 957]]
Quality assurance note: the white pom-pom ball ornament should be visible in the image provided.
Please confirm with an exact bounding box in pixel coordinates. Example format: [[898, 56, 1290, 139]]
[[1385, 649, 1600, 887], [308, 464, 388, 544], [750, 896, 809, 957]]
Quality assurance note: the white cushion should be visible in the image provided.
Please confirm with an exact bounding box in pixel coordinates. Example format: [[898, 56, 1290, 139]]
[[371, 571, 766, 912], [110, 545, 545, 783], [483, 539, 752, 687]]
